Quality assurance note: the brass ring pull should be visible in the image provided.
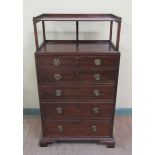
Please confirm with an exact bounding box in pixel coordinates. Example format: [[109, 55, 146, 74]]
[[92, 107, 99, 114], [94, 90, 100, 96], [53, 58, 60, 66], [56, 107, 63, 114], [54, 74, 62, 80], [55, 89, 62, 96], [92, 126, 97, 132], [57, 125, 63, 132], [94, 74, 101, 81], [94, 59, 102, 66]]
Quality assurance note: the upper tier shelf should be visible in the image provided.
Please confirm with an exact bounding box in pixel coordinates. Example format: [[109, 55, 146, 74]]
[[37, 40, 118, 54], [33, 14, 121, 22]]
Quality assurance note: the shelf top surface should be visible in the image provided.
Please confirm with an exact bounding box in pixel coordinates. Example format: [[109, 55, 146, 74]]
[[33, 14, 121, 22], [37, 40, 119, 54]]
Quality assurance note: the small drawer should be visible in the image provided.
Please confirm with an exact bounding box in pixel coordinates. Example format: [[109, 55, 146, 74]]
[[37, 70, 77, 84], [41, 102, 114, 119], [78, 55, 119, 68], [36, 55, 77, 69], [78, 69, 118, 84], [43, 119, 113, 137], [38, 85, 116, 101], [37, 69, 118, 84]]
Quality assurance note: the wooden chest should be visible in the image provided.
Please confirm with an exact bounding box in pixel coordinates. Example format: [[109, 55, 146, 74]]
[[33, 14, 121, 148]]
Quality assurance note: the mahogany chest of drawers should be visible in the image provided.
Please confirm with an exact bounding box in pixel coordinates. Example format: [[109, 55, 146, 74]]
[[33, 14, 121, 148]]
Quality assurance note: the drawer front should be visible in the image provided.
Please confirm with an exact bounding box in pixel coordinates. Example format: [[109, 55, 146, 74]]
[[39, 85, 116, 101], [36, 55, 77, 69], [38, 69, 118, 84], [41, 102, 114, 119], [78, 70, 118, 84], [78, 55, 119, 68], [36, 55, 120, 69], [38, 70, 77, 84], [43, 119, 113, 137]]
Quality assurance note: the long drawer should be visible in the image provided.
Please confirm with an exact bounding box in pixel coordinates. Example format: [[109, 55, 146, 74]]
[[38, 85, 116, 101], [43, 119, 113, 137], [36, 55, 120, 69], [41, 102, 115, 119], [37, 69, 118, 84]]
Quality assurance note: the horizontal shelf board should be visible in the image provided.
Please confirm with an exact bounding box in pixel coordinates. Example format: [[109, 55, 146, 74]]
[[36, 40, 118, 53], [33, 14, 121, 22]]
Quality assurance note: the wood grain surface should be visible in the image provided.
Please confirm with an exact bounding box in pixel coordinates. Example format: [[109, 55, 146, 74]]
[[23, 115, 132, 155]]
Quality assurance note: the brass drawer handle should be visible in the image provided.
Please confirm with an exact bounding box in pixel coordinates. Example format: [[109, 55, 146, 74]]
[[94, 90, 100, 96], [56, 107, 63, 114], [94, 74, 101, 81], [53, 58, 60, 66], [55, 89, 62, 96], [54, 74, 62, 80], [92, 107, 99, 114], [92, 126, 97, 132], [94, 58, 102, 66], [57, 125, 63, 132]]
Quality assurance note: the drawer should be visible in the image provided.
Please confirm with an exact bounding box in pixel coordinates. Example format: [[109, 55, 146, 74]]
[[37, 69, 118, 84], [41, 102, 114, 119], [38, 70, 77, 84], [36, 55, 77, 69], [78, 70, 118, 84], [78, 55, 119, 68], [43, 119, 113, 137], [39, 85, 116, 101], [36, 55, 120, 69]]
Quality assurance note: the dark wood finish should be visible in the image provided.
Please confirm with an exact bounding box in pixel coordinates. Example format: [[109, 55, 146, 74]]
[[43, 119, 113, 137], [41, 102, 115, 119], [78, 55, 119, 68], [36, 55, 77, 69], [76, 21, 79, 44], [24, 116, 132, 151], [33, 13, 121, 147], [33, 14, 121, 22], [33, 14, 122, 51], [116, 21, 121, 50], [38, 85, 116, 101], [33, 20, 39, 50], [109, 21, 113, 41], [37, 40, 117, 53], [39, 137, 115, 148], [36, 54, 120, 69], [42, 21, 46, 41], [99, 139, 115, 148], [37, 69, 118, 84]]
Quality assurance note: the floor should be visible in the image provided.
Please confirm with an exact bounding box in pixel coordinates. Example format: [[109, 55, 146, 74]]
[[23, 115, 132, 155]]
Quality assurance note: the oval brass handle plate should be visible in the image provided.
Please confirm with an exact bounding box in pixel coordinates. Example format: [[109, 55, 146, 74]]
[[94, 74, 101, 81], [92, 126, 97, 132], [94, 58, 102, 66], [55, 89, 62, 96], [57, 125, 63, 132], [54, 74, 62, 80], [53, 58, 60, 66], [94, 90, 100, 96], [92, 107, 99, 114], [56, 107, 63, 114]]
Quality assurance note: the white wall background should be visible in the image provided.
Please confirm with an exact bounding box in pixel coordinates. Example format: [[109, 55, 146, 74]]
[[23, 0, 132, 108]]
